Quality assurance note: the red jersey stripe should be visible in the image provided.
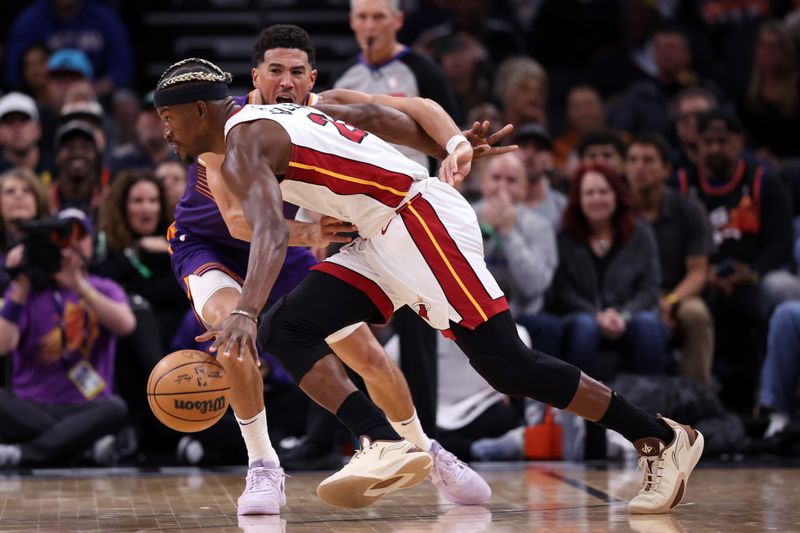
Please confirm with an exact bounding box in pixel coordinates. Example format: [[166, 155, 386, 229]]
[[400, 197, 508, 329], [310, 262, 394, 323], [288, 145, 414, 207]]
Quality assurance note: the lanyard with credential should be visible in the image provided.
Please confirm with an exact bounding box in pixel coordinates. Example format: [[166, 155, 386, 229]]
[[52, 289, 91, 371]]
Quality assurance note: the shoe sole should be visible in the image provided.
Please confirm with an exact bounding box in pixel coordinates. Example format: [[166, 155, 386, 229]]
[[237, 493, 286, 515], [629, 430, 705, 515], [317, 454, 433, 508], [237, 503, 280, 515]]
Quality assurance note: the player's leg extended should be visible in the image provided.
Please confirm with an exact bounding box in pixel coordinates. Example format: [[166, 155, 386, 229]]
[[392, 183, 702, 514], [188, 272, 284, 515], [259, 271, 433, 508], [450, 311, 704, 514], [329, 323, 491, 505]]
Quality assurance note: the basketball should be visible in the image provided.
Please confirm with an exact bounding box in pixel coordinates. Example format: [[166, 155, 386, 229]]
[[147, 349, 230, 433]]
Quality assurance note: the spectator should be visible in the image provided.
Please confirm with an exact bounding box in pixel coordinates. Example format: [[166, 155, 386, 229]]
[[4, 0, 134, 96], [18, 43, 50, 106], [738, 20, 800, 160], [586, 0, 663, 97], [110, 105, 171, 175], [416, 32, 492, 116], [458, 102, 504, 201], [492, 56, 548, 128], [154, 160, 188, 211], [513, 122, 567, 228], [335, 0, 462, 169], [39, 49, 95, 157], [577, 130, 627, 176], [676, 109, 800, 410], [551, 164, 669, 378], [93, 169, 186, 356], [413, 0, 524, 66], [626, 134, 715, 386], [50, 120, 107, 218], [0, 208, 135, 467], [0, 168, 51, 293], [610, 28, 722, 136], [757, 300, 800, 438], [109, 89, 140, 148], [0, 92, 53, 181], [473, 152, 559, 353], [670, 87, 718, 177], [553, 85, 607, 171], [60, 100, 107, 151]]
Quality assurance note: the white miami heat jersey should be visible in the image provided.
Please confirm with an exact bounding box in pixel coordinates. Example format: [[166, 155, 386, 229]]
[[223, 103, 432, 237]]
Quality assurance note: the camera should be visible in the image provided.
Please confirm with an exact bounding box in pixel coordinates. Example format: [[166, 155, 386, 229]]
[[5, 217, 84, 290]]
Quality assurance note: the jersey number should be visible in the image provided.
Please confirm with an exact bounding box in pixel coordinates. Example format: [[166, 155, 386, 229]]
[[307, 113, 368, 144]]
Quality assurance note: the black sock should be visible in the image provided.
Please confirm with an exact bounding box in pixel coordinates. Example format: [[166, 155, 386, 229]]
[[335, 391, 401, 442], [597, 392, 673, 443]]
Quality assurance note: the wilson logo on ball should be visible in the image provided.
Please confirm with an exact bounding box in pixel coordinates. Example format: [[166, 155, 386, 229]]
[[173, 396, 227, 414]]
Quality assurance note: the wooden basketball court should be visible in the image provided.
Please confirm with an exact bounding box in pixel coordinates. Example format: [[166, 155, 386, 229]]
[[0, 462, 796, 532]]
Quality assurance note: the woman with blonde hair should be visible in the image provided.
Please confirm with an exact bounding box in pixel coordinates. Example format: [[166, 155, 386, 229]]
[[0, 168, 51, 292]]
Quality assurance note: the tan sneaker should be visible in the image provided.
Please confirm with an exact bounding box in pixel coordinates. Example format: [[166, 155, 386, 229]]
[[317, 436, 433, 508], [628, 416, 704, 514]]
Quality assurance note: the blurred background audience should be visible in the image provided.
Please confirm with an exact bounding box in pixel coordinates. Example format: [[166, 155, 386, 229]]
[[1, 0, 800, 467]]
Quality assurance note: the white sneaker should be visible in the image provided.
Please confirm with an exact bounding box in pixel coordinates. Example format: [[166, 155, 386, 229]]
[[316, 436, 432, 508], [628, 416, 704, 514], [237, 460, 287, 515], [428, 440, 491, 505]]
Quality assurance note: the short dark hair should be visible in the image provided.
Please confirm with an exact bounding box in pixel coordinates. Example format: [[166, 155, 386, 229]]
[[577, 130, 626, 158], [628, 134, 673, 164], [697, 109, 744, 134], [252, 24, 316, 68]]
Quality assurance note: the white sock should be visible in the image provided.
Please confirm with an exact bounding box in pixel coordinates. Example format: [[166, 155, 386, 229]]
[[390, 410, 432, 451], [236, 408, 280, 467]]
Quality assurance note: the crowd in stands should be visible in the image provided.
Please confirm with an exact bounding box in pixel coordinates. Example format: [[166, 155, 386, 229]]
[[1, 0, 800, 468]]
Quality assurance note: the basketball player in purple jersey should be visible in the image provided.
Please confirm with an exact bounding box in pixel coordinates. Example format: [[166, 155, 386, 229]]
[[156, 57, 705, 515], [168, 26, 511, 514]]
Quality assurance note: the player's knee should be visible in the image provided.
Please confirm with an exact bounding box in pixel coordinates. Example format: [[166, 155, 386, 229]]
[[333, 326, 391, 380], [467, 352, 531, 397], [258, 296, 330, 381]]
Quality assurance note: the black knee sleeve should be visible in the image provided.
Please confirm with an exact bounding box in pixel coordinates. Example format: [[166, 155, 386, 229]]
[[453, 311, 581, 409], [258, 295, 332, 381], [258, 270, 387, 381]]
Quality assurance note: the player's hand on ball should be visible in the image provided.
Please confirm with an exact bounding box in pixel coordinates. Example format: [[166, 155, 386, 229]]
[[196, 313, 260, 367]]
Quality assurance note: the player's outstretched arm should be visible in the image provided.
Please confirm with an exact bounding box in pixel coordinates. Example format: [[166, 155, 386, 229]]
[[320, 89, 458, 156], [319, 89, 517, 160], [317, 102, 446, 159], [197, 121, 289, 363]]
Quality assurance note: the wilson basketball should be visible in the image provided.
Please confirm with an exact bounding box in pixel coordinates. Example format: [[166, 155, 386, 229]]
[[147, 349, 230, 433]]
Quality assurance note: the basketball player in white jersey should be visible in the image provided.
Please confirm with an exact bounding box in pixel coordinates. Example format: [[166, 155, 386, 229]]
[[155, 59, 705, 515]]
